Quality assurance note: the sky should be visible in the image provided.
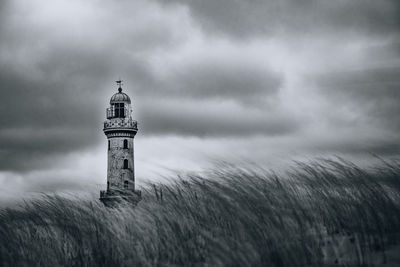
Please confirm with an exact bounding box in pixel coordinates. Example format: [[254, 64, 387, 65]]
[[0, 0, 399, 198]]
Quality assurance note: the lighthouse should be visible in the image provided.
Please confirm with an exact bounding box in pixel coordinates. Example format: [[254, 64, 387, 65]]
[[100, 80, 141, 204]]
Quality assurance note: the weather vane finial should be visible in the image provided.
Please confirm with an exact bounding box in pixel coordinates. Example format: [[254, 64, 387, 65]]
[[116, 79, 123, 92]]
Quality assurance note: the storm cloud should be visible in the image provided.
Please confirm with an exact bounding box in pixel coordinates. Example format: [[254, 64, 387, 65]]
[[0, 0, 399, 192], [313, 66, 400, 128], [159, 0, 400, 38]]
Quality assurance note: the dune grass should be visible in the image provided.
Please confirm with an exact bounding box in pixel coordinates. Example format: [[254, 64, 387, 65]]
[[0, 158, 399, 267]]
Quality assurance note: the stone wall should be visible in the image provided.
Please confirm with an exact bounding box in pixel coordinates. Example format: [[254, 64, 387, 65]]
[[107, 137, 135, 191]]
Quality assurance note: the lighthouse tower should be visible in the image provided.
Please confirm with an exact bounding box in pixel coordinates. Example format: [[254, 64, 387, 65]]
[[100, 80, 140, 203]]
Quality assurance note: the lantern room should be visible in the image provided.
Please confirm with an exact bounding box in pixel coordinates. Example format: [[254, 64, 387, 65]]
[[106, 86, 132, 119]]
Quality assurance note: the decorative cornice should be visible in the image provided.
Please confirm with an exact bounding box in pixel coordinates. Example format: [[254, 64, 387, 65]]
[[104, 130, 137, 138]]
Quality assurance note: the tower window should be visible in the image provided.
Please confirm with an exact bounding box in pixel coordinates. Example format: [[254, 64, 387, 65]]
[[114, 103, 125, 118], [124, 180, 128, 189], [108, 140, 110, 150], [123, 159, 128, 169], [123, 139, 128, 149]]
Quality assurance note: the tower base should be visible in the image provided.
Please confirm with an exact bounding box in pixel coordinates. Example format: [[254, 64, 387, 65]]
[[100, 189, 142, 207]]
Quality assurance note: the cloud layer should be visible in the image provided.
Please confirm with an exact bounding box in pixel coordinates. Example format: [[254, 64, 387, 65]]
[[0, 0, 399, 193]]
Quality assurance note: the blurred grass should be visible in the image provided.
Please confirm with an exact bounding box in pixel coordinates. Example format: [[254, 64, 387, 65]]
[[0, 158, 400, 267]]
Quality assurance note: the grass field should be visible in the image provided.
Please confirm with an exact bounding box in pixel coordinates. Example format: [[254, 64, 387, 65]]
[[0, 158, 399, 267]]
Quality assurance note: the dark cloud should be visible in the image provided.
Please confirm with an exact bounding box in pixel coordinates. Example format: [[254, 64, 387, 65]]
[[312, 66, 400, 131], [0, 66, 105, 171], [307, 134, 400, 156], [137, 99, 299, 137], [159, 0, 400, 39], [168, 63, 282, 104], [129, 59, 283, 105]]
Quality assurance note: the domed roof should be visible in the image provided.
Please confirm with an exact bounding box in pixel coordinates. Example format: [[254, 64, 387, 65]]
[[110, 87, 131, 104]]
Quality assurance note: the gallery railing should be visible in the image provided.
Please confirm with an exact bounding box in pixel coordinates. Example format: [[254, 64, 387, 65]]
[[103, 119, 138, 130]]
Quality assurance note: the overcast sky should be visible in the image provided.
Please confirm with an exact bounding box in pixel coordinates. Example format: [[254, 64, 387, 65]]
[[0, 0, 399, 198]]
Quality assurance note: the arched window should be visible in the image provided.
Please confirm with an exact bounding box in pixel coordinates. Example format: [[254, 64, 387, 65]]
[[123, 139, 128, 149], [108, 140, 110, 150], [107, 182, 110, 190], [123, 159, 128, 169], [124, 180, 128, 189]]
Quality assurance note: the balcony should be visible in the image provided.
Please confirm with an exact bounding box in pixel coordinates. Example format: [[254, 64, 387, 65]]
[[104, 118, 138, 131]]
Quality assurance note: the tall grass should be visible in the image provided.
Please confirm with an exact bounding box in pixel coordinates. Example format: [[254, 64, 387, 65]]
[[0, 158, 399, 267]]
